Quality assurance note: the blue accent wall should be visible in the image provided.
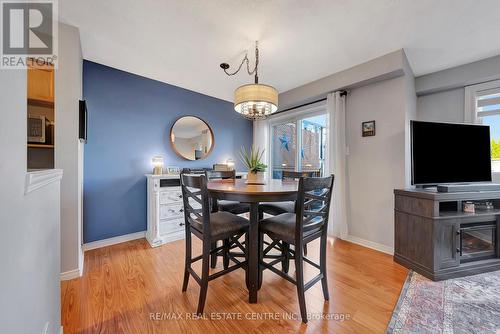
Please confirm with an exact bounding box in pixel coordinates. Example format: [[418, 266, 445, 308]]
[[83, 60, 253, 243]]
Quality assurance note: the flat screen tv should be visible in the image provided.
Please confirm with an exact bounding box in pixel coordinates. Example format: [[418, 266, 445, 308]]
[[411, 120, 491, 185]]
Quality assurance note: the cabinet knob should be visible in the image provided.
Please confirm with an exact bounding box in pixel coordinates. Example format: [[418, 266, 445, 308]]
[[456, 248, 461, 253], [179, 222, 185, 226]]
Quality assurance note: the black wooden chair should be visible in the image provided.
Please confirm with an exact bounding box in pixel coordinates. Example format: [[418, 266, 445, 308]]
[[259, 170, 320, 257], [180, 173, 249, 315], [205, 170, 250, 268], [258, 175, 334, 323]]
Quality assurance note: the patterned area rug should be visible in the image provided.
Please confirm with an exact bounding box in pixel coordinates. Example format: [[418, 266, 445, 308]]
[[387, 270, 500, 333]]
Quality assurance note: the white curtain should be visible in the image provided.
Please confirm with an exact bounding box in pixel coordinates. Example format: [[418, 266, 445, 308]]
[[253, 119, 270, 178], [326, 92, 348, 238]]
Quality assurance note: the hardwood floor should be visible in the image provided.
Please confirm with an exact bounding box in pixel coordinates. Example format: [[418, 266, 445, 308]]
[[61, 237, 408, 334]]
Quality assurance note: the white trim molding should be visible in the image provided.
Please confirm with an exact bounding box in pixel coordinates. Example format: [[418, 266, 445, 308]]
[[60, 252, 84, 281], [60, 268, 81, 281], [83, 231, 146, 251], [343, 235, 394, 255], [25, 169, 63, 194]]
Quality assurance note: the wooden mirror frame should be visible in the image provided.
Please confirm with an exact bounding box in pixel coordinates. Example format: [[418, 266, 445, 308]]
[[169, 116, 215, 160]]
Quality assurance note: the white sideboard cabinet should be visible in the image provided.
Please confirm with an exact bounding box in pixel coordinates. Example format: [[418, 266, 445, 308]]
[[145, 174, 186, 247]]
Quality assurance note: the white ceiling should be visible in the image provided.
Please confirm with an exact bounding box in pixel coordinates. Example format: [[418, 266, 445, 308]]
[[60, 0, 500, 102]]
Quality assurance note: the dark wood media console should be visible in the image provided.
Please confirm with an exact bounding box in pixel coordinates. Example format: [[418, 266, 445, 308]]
[[394, 188, 500, 280]]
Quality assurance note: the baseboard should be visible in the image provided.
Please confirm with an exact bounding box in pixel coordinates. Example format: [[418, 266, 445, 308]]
[[343, 235, 394, 255], [78, 248, 84, 276], [60, 268, 81, 281], [82, 231, 146, 252]]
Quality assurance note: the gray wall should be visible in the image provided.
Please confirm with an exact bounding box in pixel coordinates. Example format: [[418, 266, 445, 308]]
[[416, 54, 500, 122], [417, 88, 465, 122], [279, 50, 407, 111], [0, 70, 61, 333], [279, 49, 416, 251], [345, 76, 409, 247], [56, 23, 84, 276]]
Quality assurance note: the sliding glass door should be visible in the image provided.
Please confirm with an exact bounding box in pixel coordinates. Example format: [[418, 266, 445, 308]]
[[270, 113, 327, 179]]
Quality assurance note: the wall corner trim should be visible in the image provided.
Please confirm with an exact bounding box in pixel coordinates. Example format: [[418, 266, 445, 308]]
[[343, 235, 394, 255], [25, 169, 63, 194], [83, 231, 146, 252]]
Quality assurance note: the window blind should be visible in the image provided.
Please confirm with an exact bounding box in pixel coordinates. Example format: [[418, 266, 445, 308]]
[[477, 87, 500, 117]]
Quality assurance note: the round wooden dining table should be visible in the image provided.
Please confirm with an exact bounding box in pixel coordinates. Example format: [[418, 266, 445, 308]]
[[207, 178, 299, 303]]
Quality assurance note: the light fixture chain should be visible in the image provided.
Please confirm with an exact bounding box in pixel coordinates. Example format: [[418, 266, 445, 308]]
[[222, 41, 259, 80]]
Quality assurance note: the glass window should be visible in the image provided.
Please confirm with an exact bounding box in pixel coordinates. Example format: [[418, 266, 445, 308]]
[[301, 114, 327, 173], [476, 87, 500, 173], [270, 113, 327, 179], [479, 114, 500, 173], [271, 122, 296, 179]]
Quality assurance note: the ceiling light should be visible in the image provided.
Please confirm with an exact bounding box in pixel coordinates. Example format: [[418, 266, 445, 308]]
[[220, 41, 278, 120]]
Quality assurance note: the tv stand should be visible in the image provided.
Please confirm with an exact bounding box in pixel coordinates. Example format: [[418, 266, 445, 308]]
[[394, 188, 500, 281]]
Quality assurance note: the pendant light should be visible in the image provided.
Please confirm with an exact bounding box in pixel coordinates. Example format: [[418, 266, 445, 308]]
[[220, 41, 278, 120]]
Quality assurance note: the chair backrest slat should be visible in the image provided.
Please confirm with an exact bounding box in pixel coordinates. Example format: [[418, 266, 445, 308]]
[[180, 173, 211, 238], [295, 175, 334, 244]]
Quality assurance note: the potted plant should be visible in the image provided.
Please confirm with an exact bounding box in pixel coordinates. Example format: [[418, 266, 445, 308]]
[[239, 146, 267, 184]]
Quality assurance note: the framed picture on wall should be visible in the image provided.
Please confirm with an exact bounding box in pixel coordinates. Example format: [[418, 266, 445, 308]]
[[362, 120, 376, 137]]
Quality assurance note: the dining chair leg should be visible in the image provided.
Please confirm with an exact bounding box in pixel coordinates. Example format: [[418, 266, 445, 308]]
[[294, 249, 308, 324], [303, 243, 308, 256], [210, 241, 217, 269], [282, 242, 290, 273], [182, 230, 192, 292], [223, 238, 230, 270], [197, 241, 211, 315], [258, 232, 264, 289], [245, 231, 250, 288], [320, 232, 329, 301]]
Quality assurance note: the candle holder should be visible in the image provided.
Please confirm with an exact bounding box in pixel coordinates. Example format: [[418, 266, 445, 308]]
[[151, 156, 164, 175]]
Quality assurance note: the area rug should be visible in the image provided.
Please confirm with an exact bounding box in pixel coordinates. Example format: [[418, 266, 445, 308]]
[[387, 270, 500, 333]]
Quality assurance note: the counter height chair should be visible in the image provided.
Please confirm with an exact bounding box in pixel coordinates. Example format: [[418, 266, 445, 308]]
[[259, 170, 320, 260], [258, 175, 334, 323], [180, 173, 249, 315], [205, 170, 250, 269]]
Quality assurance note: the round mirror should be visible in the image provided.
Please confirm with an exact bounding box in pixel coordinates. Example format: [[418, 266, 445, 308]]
[[170, 116, 214, 160]]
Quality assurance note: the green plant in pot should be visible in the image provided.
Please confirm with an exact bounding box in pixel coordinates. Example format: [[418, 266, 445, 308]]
[[239, 146, 267, 184]]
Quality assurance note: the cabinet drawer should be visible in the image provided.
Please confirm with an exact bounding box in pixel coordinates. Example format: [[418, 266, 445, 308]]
[[160, 188, 183, 204], [160, 203, 184, 220], [159, 218, 185, 236]]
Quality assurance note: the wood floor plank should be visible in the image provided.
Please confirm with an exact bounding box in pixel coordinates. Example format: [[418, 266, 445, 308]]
[[61, 237, 407, 334]]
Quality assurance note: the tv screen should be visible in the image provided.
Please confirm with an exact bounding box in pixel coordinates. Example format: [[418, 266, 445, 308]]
[[411, 121, 491, 185]]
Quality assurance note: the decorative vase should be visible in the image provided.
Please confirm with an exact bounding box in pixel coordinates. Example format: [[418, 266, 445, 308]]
[[246, 171, 266, 185]]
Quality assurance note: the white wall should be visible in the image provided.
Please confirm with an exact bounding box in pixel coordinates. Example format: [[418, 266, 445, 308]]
[[56, 23, 84, 278], [0, 68, 62, 333]]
